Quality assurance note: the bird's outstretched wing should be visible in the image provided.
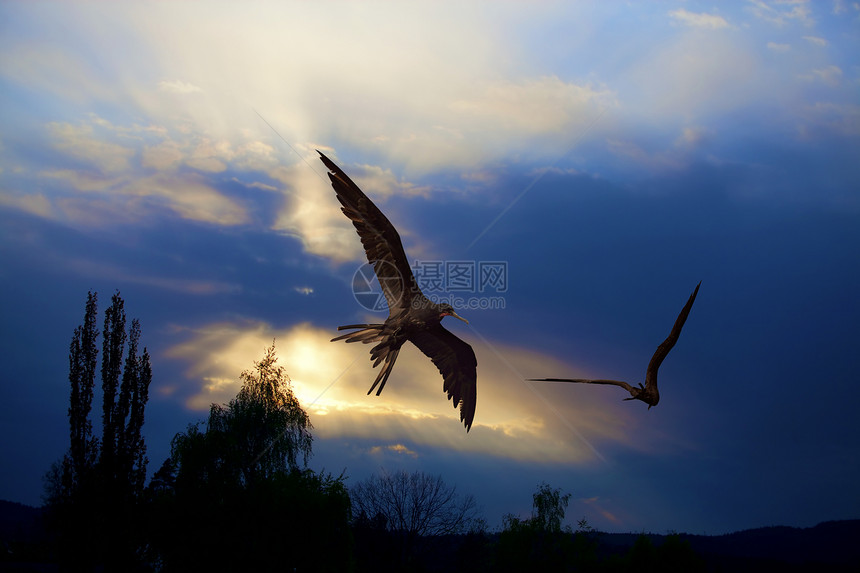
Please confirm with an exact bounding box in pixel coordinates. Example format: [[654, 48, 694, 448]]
[[409, 325, 477, 431], [530, 281, 701, 406], [318, 151, 418, 312], [643, 281, 700, 390], [530, 377, 637, 395]]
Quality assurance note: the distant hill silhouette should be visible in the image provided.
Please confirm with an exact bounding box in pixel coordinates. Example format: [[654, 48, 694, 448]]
[[595, 520, 860, 571], [0, 500, 51, 569], [0, 501, 43, 541], [1, 499, 857, 571]]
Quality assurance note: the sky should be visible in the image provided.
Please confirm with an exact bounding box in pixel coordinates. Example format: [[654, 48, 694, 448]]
[[1, 0, 858, 535]]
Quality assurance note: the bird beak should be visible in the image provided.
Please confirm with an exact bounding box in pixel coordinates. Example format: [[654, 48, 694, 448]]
[[446, 310, 469, 324]]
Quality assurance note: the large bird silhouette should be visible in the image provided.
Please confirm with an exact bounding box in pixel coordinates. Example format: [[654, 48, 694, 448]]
[[319, 151, 478, 431], [531, 282, 700, 408]]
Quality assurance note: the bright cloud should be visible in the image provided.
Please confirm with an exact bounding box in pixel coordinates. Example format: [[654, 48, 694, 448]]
[[269, 162, 365, 263], [124, 173, 249, 225], [0, 2, 854, 257], [33, 166, 249, 227], [4, 114, 266, 228], [163, 320, 678, 465], [0, 3, 618, 175], [267, 151, 439, 263], [369, 444, 418, 458], [4, 104, 431, 262], [668, 9, 730, 29]]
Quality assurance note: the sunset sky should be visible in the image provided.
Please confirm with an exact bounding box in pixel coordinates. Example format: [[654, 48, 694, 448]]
[[1, 1, 858, 534]]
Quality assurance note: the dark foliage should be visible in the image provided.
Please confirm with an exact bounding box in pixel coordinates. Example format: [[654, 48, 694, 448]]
[[494, 482, 598, 572], [148, 342, 352, 572], [149, 465, 352, 572], [43, 291, 152, 571], [602, 532, 705, 572]]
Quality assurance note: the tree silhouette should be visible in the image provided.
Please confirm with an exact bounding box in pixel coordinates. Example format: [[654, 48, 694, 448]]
[[44, 291, 152, 571], [150, 341, 350, 572], [350, 469, 480, 569], [208, 341, 313, 485], [351, 469, 479, 538], [66, 291, 99, 490], [532, 481, 571, 534], [495, 482, 591, 572]]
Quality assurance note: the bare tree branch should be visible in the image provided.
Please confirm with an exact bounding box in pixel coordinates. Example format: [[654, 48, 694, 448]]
[[351, 469, 479, 538]]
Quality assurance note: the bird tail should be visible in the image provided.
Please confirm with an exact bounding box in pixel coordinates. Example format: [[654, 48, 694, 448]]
[[331, 324, 385, 344], [331, 324, 401, 396], [367, 346, 400, 396]]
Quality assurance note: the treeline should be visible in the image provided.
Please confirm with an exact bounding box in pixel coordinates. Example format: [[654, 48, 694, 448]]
[[29, 292, 712, 571]]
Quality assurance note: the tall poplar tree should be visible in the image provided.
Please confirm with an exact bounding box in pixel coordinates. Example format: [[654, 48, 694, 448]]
[[44, 290, 153, 570], [65, 290, 99, 493]]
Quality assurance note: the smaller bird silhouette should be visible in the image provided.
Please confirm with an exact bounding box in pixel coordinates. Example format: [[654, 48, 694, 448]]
[[531, 282, 700, 409]]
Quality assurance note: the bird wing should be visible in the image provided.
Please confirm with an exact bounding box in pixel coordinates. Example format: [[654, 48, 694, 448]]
[[409, 324, 477, 431], [643, 281, 700, 390], [530, 378, 637, 395], [318, 151, 418, 313]]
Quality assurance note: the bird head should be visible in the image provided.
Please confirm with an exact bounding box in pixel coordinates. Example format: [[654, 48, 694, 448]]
[[438, 303, 468, 324]]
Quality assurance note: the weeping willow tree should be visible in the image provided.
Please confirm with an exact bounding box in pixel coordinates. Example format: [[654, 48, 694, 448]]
[[209, 341, 313, 485], [167, 341, 312, 489], [153, 341, 350, 571]]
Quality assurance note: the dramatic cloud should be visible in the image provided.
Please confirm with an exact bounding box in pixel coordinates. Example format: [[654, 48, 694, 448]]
[[0, 3, 619, 175], [163, 320, 670, 464], [267, 152, 440, 263], [268, 161, 365, 263], [31, 166, 249, 227]]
